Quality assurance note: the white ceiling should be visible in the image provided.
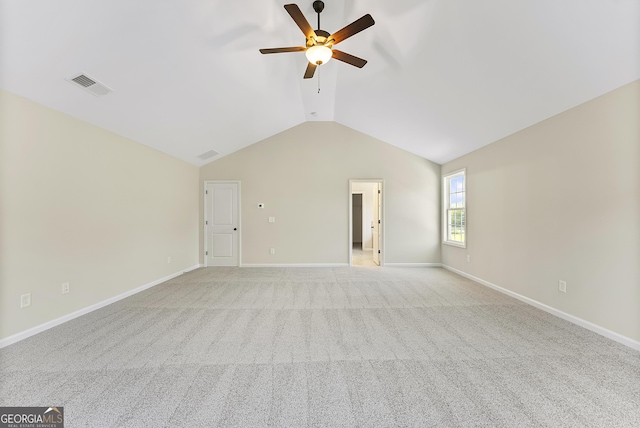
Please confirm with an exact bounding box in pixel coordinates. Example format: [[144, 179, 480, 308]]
[[1, 0, 638, 166]]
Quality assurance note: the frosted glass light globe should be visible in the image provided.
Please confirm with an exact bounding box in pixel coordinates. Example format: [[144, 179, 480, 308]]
[[305, 45, 332, 65]]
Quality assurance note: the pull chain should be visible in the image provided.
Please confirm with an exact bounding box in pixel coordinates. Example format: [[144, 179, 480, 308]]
[[318, 66, 321, 94]]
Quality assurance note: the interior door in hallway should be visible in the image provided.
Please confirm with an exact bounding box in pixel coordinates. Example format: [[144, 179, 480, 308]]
[[373, 183, 381, 265], [205, 182, 239, 266]]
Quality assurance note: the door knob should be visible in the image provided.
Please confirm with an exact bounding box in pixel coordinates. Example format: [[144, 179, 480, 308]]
[[233, 228, 237, 231]]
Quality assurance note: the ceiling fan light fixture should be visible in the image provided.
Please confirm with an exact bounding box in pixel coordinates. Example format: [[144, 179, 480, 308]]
[[259, 3, 374, 79], [305, 45, 332, 65]]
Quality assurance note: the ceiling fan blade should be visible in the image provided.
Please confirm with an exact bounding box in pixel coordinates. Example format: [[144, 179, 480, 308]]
[[259, 46, 306, 54], [332, 50, 367, 68], [284, 4, 317, 40], [304, 62, 317, 79], [329, 14, 375, 45]]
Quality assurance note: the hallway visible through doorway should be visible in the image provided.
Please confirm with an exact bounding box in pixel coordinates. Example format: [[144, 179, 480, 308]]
[[349, 179, 383, 266], [352, 245, 376, 266]]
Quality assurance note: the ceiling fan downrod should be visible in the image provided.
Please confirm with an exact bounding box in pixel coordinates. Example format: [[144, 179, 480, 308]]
[[313, 1, 324, 31]]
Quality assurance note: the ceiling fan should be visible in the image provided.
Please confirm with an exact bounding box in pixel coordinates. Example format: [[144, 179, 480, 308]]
[[259, 1, 375, 79]]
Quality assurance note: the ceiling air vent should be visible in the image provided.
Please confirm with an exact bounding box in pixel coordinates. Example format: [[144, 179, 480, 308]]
[[197, 150, 219, 160], [67, 73, 113, 97]]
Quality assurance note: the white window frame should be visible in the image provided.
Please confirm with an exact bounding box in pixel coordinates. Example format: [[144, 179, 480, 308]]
[[443, 168, 466, 248]]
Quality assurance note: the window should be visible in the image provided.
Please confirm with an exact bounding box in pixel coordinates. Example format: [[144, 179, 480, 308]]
[[443, 169, 466, 247]]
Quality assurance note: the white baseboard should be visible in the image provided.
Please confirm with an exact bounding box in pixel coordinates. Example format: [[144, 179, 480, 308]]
[[442, 264, 640, 351], [0, 264, 200, 349], [386, 263, 443, 268], [241, 263, 350, 268]]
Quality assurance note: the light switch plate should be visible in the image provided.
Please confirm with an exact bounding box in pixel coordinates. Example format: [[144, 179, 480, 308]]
[[559, 280, 567, 293], [21, 293, 31, 308]]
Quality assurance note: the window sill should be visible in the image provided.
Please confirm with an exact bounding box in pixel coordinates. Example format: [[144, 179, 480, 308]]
[[443, 241, 466, 249]]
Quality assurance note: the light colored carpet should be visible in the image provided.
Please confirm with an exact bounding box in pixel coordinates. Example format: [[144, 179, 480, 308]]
[[1, 267, 638, 427]]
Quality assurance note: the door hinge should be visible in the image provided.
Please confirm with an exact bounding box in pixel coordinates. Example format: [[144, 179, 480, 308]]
[[378, 219, 381, 224], [206, 251, 208, 255], [206, 220, 208, 225], [206, 190, 208, 194], [378, 189, 381, 194], [378, 250, 381, 254]]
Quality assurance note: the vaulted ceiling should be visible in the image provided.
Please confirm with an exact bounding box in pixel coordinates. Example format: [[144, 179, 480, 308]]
[[1, 0, 638, 166]]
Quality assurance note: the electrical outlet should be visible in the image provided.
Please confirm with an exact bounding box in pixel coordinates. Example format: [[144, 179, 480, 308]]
[[270, 248, 276, 255], [20, 293, 31, 308], [167, 256, 172, 264], [62, 282, 70, 294], [467, 254, 471, 263], [558, 280, 567, 293]]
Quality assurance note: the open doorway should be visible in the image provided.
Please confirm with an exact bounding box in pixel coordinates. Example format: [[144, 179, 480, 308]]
[[349, 179, 384, 266]]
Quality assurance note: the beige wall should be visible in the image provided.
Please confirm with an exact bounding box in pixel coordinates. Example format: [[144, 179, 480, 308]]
[[0, 90, 200, 341], [200, 122, 441, 265], [442, 80, 640, 342]]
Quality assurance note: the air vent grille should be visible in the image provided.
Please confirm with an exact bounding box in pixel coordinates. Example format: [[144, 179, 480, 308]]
[[197, 150, 219, 160], [71, 75, 96, 87], [67, 73, 113, 97]]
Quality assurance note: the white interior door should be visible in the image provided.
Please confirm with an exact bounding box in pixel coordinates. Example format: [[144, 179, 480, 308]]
[[373, 184, 380, 265], [376, 183, 382, 265], [205, 182, 239, 266]]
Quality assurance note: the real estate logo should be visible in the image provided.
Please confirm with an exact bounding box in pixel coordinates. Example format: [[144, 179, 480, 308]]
[[0, 407, 64, 428]]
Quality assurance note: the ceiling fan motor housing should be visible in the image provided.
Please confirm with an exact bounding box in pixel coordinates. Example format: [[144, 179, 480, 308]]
[[308, 29, 331, 47], [313, 1, 325, 14]]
